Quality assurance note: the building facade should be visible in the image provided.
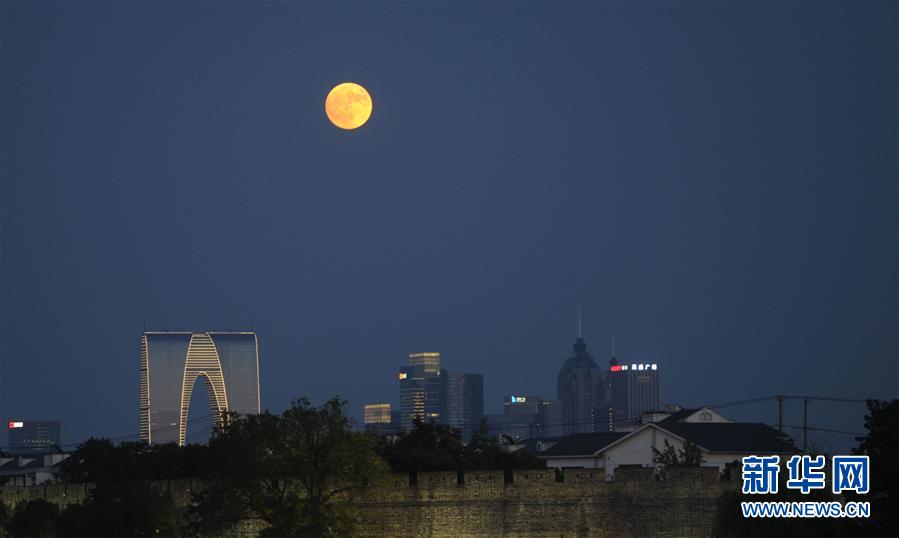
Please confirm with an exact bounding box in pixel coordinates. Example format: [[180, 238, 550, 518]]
[[609, 360, 660, 430], [540, 408, 798, 477], [364, 403, 392, 425], [0, 452, 69, 486], [363, 403, 399, 435], [7, 421, 60, 453], [487, 395, 563, 440], [139, 332, 261, 446], [442, 372, 484, 440], [399, 352, 443, 431], [557, 336, 606, 435]]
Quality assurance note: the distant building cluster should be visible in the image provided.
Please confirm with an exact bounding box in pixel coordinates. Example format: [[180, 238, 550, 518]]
[[364, 352, 484, 440], [361, 325, 662, 444], [556, 332, 661, 435], [1, 324, 803, 488]]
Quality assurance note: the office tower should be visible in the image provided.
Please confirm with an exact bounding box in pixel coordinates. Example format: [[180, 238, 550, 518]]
[[442, 372, 484, 440], [364, 403, 392, 425], [363, 403, 397, 435], [139, 332, 261, 446], [489, 395, 563, 440], [399, 352, 442, 431], [536, 399, 563, 437], [7, 420, 60, 453], [409, 352, 440, 374], [499, 394, 542, 439], [557, 332, 606, 435], [609, 360, 660, 430]]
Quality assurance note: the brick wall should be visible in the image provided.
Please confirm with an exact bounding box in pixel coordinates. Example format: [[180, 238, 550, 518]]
[[0, 468, 735, 537]]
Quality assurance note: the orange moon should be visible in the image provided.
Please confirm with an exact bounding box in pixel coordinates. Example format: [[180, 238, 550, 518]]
[[325, 82, 372, 130]]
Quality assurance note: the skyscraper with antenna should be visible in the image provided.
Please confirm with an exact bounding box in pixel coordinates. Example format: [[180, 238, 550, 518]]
[[556, 307, 607, 435]]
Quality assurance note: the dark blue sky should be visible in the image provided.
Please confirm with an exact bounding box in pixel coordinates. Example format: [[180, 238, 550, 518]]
[[1, 2, 896, 451]]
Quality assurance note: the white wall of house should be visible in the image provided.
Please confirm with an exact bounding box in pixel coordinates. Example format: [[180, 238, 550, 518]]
[[603, 426, 686, 477]]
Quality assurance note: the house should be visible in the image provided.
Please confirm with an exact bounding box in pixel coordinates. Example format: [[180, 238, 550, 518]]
[[0, 452, 70, 486], [539, 407, 798, 477], [504, 437, 564, 455]]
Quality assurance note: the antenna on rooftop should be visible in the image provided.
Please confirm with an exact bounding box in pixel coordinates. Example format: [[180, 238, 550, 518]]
[[577, 304, 582, 338]]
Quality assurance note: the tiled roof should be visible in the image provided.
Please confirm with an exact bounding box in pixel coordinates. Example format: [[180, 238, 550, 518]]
[[657, 409, 698, 425], [664, 422, 798, 453], [539, 432, 628, 457], [540, 422, 798, 459], [518, 437, 563, 454]]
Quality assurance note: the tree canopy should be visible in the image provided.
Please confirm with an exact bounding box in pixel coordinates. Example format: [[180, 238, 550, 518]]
[[186, 397, 388, 538]]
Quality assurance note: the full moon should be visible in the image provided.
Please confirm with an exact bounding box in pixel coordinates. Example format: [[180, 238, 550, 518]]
[[325, 82, 372, 130]]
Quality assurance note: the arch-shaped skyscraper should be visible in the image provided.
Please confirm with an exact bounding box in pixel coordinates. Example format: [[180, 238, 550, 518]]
[[139, 332, 260, 445]]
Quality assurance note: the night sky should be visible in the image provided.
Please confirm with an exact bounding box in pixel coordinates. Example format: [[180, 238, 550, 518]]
[[1, 2, 896, 451]]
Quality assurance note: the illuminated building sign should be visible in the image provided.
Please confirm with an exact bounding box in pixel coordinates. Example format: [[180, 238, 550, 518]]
[[398, 372, 407, 380], [510, 395, 527, 403], [8, 421, 23, 429], [610, 364, 658, 372]]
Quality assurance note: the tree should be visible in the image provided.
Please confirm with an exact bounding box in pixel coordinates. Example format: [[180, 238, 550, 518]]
[[58, 438, 207, 484], [382, 419, 465, 472], [381, 419, 545, 473], [652, 439, 705, 467], [7, 498, 59, 538], [0, 498, 9, 538], [186, 397, 387, 538], [462, 425, 544, 472], [853, 399, 899, 535], [56, 481, 180, 538]]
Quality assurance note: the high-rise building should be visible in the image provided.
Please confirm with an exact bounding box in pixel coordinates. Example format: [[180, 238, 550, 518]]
[[609, 359, 660, 430], [399, 352, 443, 431], [7, 420, 60, 453], [139, 332, 261, 446], [364, 403, 392, 425], [363, 403, 398, 435], [557, 333, 606, 435], [535, 398, 563, 437], [408, 352, 440, 374], [442, 372, 483, 440], [487, 395, 563, 440]]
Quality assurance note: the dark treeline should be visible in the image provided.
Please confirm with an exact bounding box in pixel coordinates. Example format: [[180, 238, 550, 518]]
[[0, 396, 544, 538], [0, 399, 896, 537], [50, 417, 543, 488], [380, 420, 543, 473]]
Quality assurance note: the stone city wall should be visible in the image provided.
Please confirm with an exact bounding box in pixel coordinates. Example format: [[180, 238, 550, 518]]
[[1, 468, 735, 537]]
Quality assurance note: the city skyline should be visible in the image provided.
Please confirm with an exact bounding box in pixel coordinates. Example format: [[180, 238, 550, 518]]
[[2, 2, 895, 454]]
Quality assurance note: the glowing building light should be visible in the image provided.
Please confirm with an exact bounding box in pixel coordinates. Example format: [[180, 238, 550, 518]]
[[8, 421, 23, 429], [610, 365, 621, 372], [398, 372, 407, 380]]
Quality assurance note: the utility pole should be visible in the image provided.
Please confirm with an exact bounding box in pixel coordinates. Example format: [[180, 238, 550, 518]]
[[777, 395, 784, 433], [803, 398, 809, 452]]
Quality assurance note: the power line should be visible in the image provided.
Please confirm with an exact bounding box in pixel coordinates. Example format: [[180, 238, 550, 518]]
[[779, 424, 865, 437]]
